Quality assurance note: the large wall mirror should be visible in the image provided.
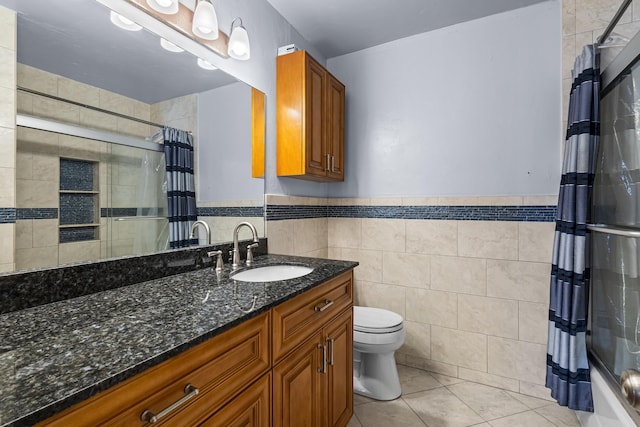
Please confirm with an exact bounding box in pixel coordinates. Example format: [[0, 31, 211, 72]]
[[0, 0, 265, 273]]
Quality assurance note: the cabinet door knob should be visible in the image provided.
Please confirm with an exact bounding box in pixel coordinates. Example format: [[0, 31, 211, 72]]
[[318, 343, 327, 374], [140, 384, 200, 423], [314, 299, 334, 312]]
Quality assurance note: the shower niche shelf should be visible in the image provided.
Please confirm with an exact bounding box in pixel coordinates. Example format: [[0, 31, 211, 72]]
[[59, 158, 100, 243]]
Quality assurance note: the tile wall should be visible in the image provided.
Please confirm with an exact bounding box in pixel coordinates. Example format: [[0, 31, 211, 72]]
[[0, 6, 16, 273], [266, 195, 557, 400]]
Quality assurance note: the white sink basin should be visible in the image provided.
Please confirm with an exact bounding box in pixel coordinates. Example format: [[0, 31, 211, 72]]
[[231, 265, 313, 282]]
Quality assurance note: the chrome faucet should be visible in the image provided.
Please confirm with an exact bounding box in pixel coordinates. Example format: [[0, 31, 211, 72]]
[[232, 221, 259, 269], [189, 220, 211, 245]]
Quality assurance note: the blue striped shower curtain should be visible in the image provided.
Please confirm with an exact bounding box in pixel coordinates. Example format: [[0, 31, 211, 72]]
[[545, 45, 599, 412], [163, 127, 197, 249]]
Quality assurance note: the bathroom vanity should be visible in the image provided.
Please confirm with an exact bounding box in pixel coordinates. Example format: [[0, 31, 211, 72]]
[[0, 254, 357, 427]]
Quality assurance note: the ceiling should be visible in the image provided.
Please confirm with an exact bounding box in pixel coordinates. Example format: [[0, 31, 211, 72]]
[[266, 0, 553, 59]]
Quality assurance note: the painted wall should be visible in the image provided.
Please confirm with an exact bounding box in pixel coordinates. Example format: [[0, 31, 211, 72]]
[[198, 82, 263, 202], [326, 1, 562, 198]]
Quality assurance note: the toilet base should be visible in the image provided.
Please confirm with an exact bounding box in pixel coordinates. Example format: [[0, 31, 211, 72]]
[[353, 349, 402, 401]]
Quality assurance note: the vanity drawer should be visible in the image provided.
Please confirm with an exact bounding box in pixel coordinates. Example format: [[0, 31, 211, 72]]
[[272, 271, 353, 362], [39, 311, 270, 427]]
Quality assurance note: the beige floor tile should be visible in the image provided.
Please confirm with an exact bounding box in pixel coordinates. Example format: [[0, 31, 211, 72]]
[[431, 373, 466, 386], [403, 387, 484, 427], [354, 398, 426, 427], [397, 365, 442, 395], [447, 382, 528, 421], [535, 404, 580, 426], [347, 414, 363, 427], [353, 393, 376, 406], [506, 391, 554, 409], [488, 410, 555, 427]]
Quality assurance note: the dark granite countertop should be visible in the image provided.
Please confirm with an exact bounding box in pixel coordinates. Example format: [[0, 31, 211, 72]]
[[0, 254, 357, 427]]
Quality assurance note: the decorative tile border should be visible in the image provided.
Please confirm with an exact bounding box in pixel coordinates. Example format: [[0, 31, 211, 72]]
[[0, 208, 16, 224], [16, 208, 58, 220], [267, 204, 557, 222], [197, 206, 264, 217]]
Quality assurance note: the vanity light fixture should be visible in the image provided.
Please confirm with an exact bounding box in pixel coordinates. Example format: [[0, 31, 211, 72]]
[[197, 58, 217, 70], [110, 11, 142, 31], [192, 0, 219, 40], [146, 0, 179, 15], [228, 17, 250, 60], [160, 37, 184, 52]]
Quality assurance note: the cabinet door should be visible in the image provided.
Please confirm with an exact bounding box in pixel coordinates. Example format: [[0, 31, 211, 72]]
[[326, 74, 345, 181], [199, 374, 271, 427], [273, 331, 325, 427], [324, 309, 353, 427], [305, 55, 328, 178]]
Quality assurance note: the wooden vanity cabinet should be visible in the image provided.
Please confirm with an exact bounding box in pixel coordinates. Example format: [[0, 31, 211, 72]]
[[272, 271, 354, 427], [276, 50, 345, 181]]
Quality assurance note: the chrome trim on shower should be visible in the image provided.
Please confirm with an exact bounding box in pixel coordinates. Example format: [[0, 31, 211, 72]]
[[17, 114, 164, 152], [601, 28, 640, 92], [587, 224, 640, 238]]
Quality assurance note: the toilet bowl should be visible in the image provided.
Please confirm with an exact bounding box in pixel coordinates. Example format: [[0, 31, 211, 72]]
[[353, 306, 405, 401]]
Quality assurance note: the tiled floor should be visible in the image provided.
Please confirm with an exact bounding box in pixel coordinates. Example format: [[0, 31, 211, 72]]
[[347, 365, 580, 427]]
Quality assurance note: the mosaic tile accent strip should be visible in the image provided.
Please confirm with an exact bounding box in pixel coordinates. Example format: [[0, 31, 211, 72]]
[[60, 159, 95, 191], [267, 204, 557, 222], [197, 206, 264, 217], [59, 227, 98, 243], [266, 205, 328, 221], [16, 208, 58, 220], [59, 194, 96, 225], [0, 208, 16, 224], [101, 207, 166, 218]]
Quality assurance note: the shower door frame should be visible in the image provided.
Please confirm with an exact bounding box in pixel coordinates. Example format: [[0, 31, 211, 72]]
[[588, 27, 640, 425]]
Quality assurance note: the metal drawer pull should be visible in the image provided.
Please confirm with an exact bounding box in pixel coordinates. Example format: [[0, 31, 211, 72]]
[[318, 343, 327, 374], [326, 154, 331, 171], [331, 156, 335, 172], [141, 384, 200, 423], [327, 337, 335, 365], [314, 299, 334, 312]]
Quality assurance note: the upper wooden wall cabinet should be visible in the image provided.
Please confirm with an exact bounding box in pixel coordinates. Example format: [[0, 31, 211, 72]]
[[276, 50, 345, 181]]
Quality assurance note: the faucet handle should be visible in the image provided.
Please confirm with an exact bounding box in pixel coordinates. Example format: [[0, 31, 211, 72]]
[[246, 243, 259, 266], [207, 250, 224, 272]]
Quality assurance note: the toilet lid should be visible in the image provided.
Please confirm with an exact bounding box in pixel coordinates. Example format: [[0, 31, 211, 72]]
[[354, 306, 403, 333]]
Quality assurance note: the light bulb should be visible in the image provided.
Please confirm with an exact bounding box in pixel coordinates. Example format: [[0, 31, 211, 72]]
[[110, 11, 142, 32], [197, 58, 217, 70], [192, 0, 219, 40], [160, 38, 184, 53], [146, 0, 179, 14], [228, 20, 250, 60]]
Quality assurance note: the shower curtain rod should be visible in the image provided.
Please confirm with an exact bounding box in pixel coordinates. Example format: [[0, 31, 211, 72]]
[[17, 86, 192, 134], [598, 0, 632, 44]]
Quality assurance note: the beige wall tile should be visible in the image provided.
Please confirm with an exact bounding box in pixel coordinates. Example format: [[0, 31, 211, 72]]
[[60, 242, 101, 266], [0, 46, 15, 91], [293, 218, 327, 254], [405, 220, 457, 256], [16, 246, 58, 270], [458, 294, 518, 339], [487, 260, 550, 304], [79, 108, 119, 132], [431, 255, 486, 295], [369, 197, 402, 206], [562, 35, 576, 81], [302, 248, 328, 258], [266, 220, 294, 255], [519, 301, 549, 345], [0, 126, 15, 169], [576, 0, 631, 34], [15, 220, 32, 249], [0, 223, 14, 264], [57, 77, 100, 107], [458, 368, 520, 392], [17, 64, 57, 95], [31, 153, 58, 182], [0, 263, 13, 273], [458, 221, 518, 260], [16, 151, 31, 180], [0, 167, 15, 206], [328, 218, 361, 248], [475, 196, 523, 206], [327, 247, 342, 260], [402, 355, 459, 377], [438, 197, 480, 206], [151, 94, 197, 123], [0, 6, 16, 50], [17, 127, 59, 156], [341, 248, 383, 282], [401, 197, 440, 206], [99, 89, 150, 120], [0, 86, 15, 129], [362, 218, 405, 252], [432, 326, 487, 372], [406, 288, 457, 328], [563, 0, 576, 36], [354, 281, 406, 316], [400, 320, 430, 359], [488, 336, 547, 385], [17, 91, 33, 114], [32, 98, 79, 124], [382, 251, 429, 288], [117, 119, 152, 138], [523, 196, 557, 206], [327, 197, 371, 206]]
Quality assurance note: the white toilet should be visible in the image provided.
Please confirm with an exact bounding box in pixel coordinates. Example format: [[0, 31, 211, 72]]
[[353, 306, 405, 400]]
